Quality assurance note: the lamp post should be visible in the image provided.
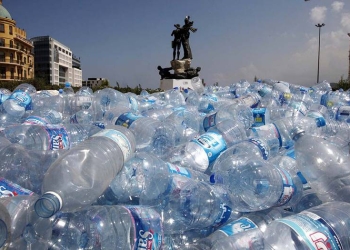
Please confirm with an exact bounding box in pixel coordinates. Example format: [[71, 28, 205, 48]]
[[348, 33, 350, 82], [315, 23, 325, 83]]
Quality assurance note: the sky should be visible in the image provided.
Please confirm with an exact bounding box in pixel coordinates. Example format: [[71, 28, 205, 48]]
[[4, 0, 350, 89]]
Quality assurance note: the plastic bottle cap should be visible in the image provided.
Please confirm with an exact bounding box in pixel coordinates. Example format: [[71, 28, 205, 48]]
[[65, 82, 71, 87]]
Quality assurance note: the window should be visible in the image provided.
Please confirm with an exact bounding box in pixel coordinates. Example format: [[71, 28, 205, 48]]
[[10, 68, 14, 79], [10, 40, 13, 48], [0, 24, 4, 33], [0, 67, 6, 79], [0, 39, 4, 46], [10, 53, 13, 63], [9, 26, 12, 35], [0, 52, 4, 62], [24, 70, 27, 79], [24, 57, 26, 64]]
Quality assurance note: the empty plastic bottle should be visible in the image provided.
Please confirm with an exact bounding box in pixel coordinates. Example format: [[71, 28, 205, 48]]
[[166, 119, 248, 172], [263, 201, 350, 249], [1, 83, 36, 119], [49, 205, 163, 250], [106, 152, 210, 204], [34, 126, 136, 217], [0, 143, 63, 194], [0, 194, 53, 250], [191, 207, 293, 250], [2, 123, 102, 150], [212, 156, 304, 212], [0, 88, 11, 105]]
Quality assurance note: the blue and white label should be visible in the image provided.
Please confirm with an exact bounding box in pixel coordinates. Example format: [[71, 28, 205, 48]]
[[115, 112, 143, 128], [8, 90, 32, 110], [251, 123, 282, 148], [126, 206, 163, 250], [45, 126, 70, 150], [258, 86, 272, 97], [167, 163, 191, 178], [275, 168, 295, 206], [191, 132, 227, 163], [278, 212, 343, 250], [289, 101, 307, 116], [252, 108, 269, 127], [336, 106, 350, 122], [0, 178, 33, 197], [203, 112, 217, 131], [93, 129, 133, 161], [248, 138, 269, 160], [219, 217, 258, 236], [213, 203, 232, 229]]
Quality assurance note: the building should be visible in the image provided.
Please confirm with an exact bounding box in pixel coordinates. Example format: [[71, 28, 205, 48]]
[[0, 0, 34, 81], [82, 78, 108, 88], [30, 36, 82, 87]]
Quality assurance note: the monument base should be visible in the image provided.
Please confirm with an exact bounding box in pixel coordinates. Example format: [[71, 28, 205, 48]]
[[159, 79, 193, 91]]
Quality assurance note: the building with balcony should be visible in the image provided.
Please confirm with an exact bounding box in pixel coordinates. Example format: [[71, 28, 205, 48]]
[[82, 78, 108, 88], [0, 0, 34, 81], [30, 36, 82, 87]]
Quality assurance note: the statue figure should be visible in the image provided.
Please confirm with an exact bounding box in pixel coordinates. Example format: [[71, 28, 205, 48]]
[[157, 65, 174, 79], [171, 24, 182, 61], [181, 16, 197, 60]]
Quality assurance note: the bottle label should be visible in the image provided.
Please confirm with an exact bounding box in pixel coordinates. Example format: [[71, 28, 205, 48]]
[[251, 123, 282, 148], [76, 96, 93, 108], [92, 129, 132, 161], [167, 163, 191, 178], [278, 212, 343, 250], [213, 203, 232, 229], [126, 206, 163, 250], [336, 106, 350, 121], [203, 112, 217, 131], [191, 132, 227, 163], [219, 217, 258, 236], [23, 116, 49, 125], [45, 126, 70, 150], [252, 108, 268, 127], [0, 177, 34, 197], [275, 167, 295, 206], [8, 90, 32, 110], [320, 92, 334, 107], [115, 112, 143, 128], [248, 138, 269, 160]]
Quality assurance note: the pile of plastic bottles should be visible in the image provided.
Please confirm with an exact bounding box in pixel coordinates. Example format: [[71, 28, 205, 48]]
[[0, 77, 350, 249]]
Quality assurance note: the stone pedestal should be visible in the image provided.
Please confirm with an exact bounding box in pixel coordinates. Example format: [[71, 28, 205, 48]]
[[170, 59, 191, 74], [159, 79, 193, 91]]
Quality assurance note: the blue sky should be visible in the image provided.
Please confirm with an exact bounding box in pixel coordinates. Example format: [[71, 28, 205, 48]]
[[4, 0, 350, 88]]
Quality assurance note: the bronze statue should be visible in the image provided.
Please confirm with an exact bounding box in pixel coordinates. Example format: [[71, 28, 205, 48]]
[[181, 16, 197, 60], [171, 24, 182, 61]]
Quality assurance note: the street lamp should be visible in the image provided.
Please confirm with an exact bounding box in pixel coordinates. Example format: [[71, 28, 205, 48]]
[[315, 23, 325, 83]]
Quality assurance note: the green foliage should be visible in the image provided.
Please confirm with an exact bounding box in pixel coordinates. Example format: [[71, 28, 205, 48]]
[[335, 76, 350, 91]]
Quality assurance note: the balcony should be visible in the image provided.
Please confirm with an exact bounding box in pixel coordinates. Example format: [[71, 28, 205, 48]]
[[0, 43, 17, 52], [0, 58, 22, 66]]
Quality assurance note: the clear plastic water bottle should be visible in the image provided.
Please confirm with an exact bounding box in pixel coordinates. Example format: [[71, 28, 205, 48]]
[[50, 205, 163, 250], [191, 208, 293, 250], [34, 126, 136, 217], [106, 152, 210, 204], [2, 123, 102, 150], [166, 119, 248, 172], [291, 127, 349, 193], [0, 194, 53, 250], [263, 201, 350, 249], [23, 108, 63, 125], [212, 156, 304, 212], [142, 175, 236, 234], [103, 106, 182, 157], [191, 77, 205, 94], [0, 143, 63, 194], [1, 83, 36, 118]]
